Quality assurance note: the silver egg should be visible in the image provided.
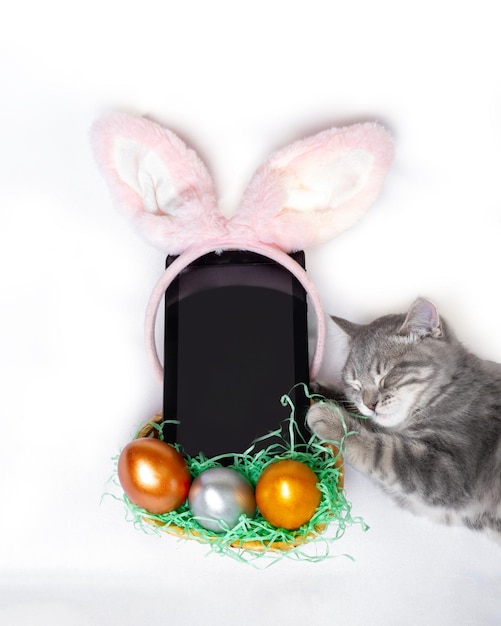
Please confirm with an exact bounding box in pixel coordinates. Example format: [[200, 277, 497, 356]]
[[188, 467, 256, 533]]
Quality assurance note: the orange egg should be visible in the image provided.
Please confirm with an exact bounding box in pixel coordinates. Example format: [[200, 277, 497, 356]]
[[255, 459, 321, 530], [117, 438, 191, 514]]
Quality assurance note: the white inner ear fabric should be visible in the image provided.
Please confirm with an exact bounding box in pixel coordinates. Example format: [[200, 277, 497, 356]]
[[114, 138, 180, 215], [286, 149, 374, 212]]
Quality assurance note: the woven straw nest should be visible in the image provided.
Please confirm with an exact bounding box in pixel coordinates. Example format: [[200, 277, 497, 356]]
[[128, 412, 348, 557]]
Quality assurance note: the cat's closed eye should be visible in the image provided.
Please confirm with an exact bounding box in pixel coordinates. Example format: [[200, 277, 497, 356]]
[[379, 374, 389, 389], [346, 379, 362, 391]]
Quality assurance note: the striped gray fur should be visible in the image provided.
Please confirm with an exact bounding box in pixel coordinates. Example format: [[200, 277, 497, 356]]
[[307, 298, 501, 540]]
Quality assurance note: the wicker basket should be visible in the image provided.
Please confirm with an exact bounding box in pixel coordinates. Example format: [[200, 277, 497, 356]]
[[132, 413, 344, 553]]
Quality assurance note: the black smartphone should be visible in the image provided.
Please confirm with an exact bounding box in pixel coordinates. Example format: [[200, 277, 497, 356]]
[[162, 250, 310, 459]]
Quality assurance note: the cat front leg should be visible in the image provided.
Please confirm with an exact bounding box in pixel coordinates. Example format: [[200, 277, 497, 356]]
[[307, 401, 397, 483], [306, 401, 350, 442]]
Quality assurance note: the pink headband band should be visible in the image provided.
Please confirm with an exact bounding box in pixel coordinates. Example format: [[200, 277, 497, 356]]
[[145, 239, 326, 384]]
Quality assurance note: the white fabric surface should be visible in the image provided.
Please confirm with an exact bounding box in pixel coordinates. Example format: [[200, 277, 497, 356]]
[[1, 2, 500, 624]]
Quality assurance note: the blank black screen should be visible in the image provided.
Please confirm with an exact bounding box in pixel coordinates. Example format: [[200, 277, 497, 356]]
[[162, 251, 309, 459]]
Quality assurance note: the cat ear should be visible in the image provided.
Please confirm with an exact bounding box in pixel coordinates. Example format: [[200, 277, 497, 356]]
[[91, 113, 225, 253], [330, 315, 362, 338], [233, 122, 393, 251], [399, 298, 442, 339]]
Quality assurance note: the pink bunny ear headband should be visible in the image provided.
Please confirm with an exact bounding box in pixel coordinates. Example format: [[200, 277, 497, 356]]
[[91, 113, 393, 384]]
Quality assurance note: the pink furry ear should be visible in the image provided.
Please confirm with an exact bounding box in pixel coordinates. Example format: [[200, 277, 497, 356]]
[[92, 114, 393, 255], [91, 113, 225, 254], [234, 123, 393, 251]]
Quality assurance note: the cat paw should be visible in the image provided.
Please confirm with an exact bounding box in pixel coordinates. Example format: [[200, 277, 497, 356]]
[[306, 402, 345, 442]]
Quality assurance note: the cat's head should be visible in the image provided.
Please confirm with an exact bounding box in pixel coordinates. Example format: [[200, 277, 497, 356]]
[[334, 298, 453, 428]]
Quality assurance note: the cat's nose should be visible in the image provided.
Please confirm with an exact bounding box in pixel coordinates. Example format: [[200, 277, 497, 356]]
[[362, 391, 378, 412]]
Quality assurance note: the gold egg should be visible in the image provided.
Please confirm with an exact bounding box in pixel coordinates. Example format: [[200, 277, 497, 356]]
[[255, 459, 321, 530]]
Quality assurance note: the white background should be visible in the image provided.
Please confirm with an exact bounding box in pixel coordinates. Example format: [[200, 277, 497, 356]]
[[1, 1, 500, 624]]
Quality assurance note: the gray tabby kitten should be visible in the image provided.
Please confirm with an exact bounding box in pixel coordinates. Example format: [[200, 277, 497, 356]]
[[307, 298, 501, 540]]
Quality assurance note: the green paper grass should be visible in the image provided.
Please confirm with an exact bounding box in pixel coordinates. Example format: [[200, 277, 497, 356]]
[[106, 386, 368, 565]]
